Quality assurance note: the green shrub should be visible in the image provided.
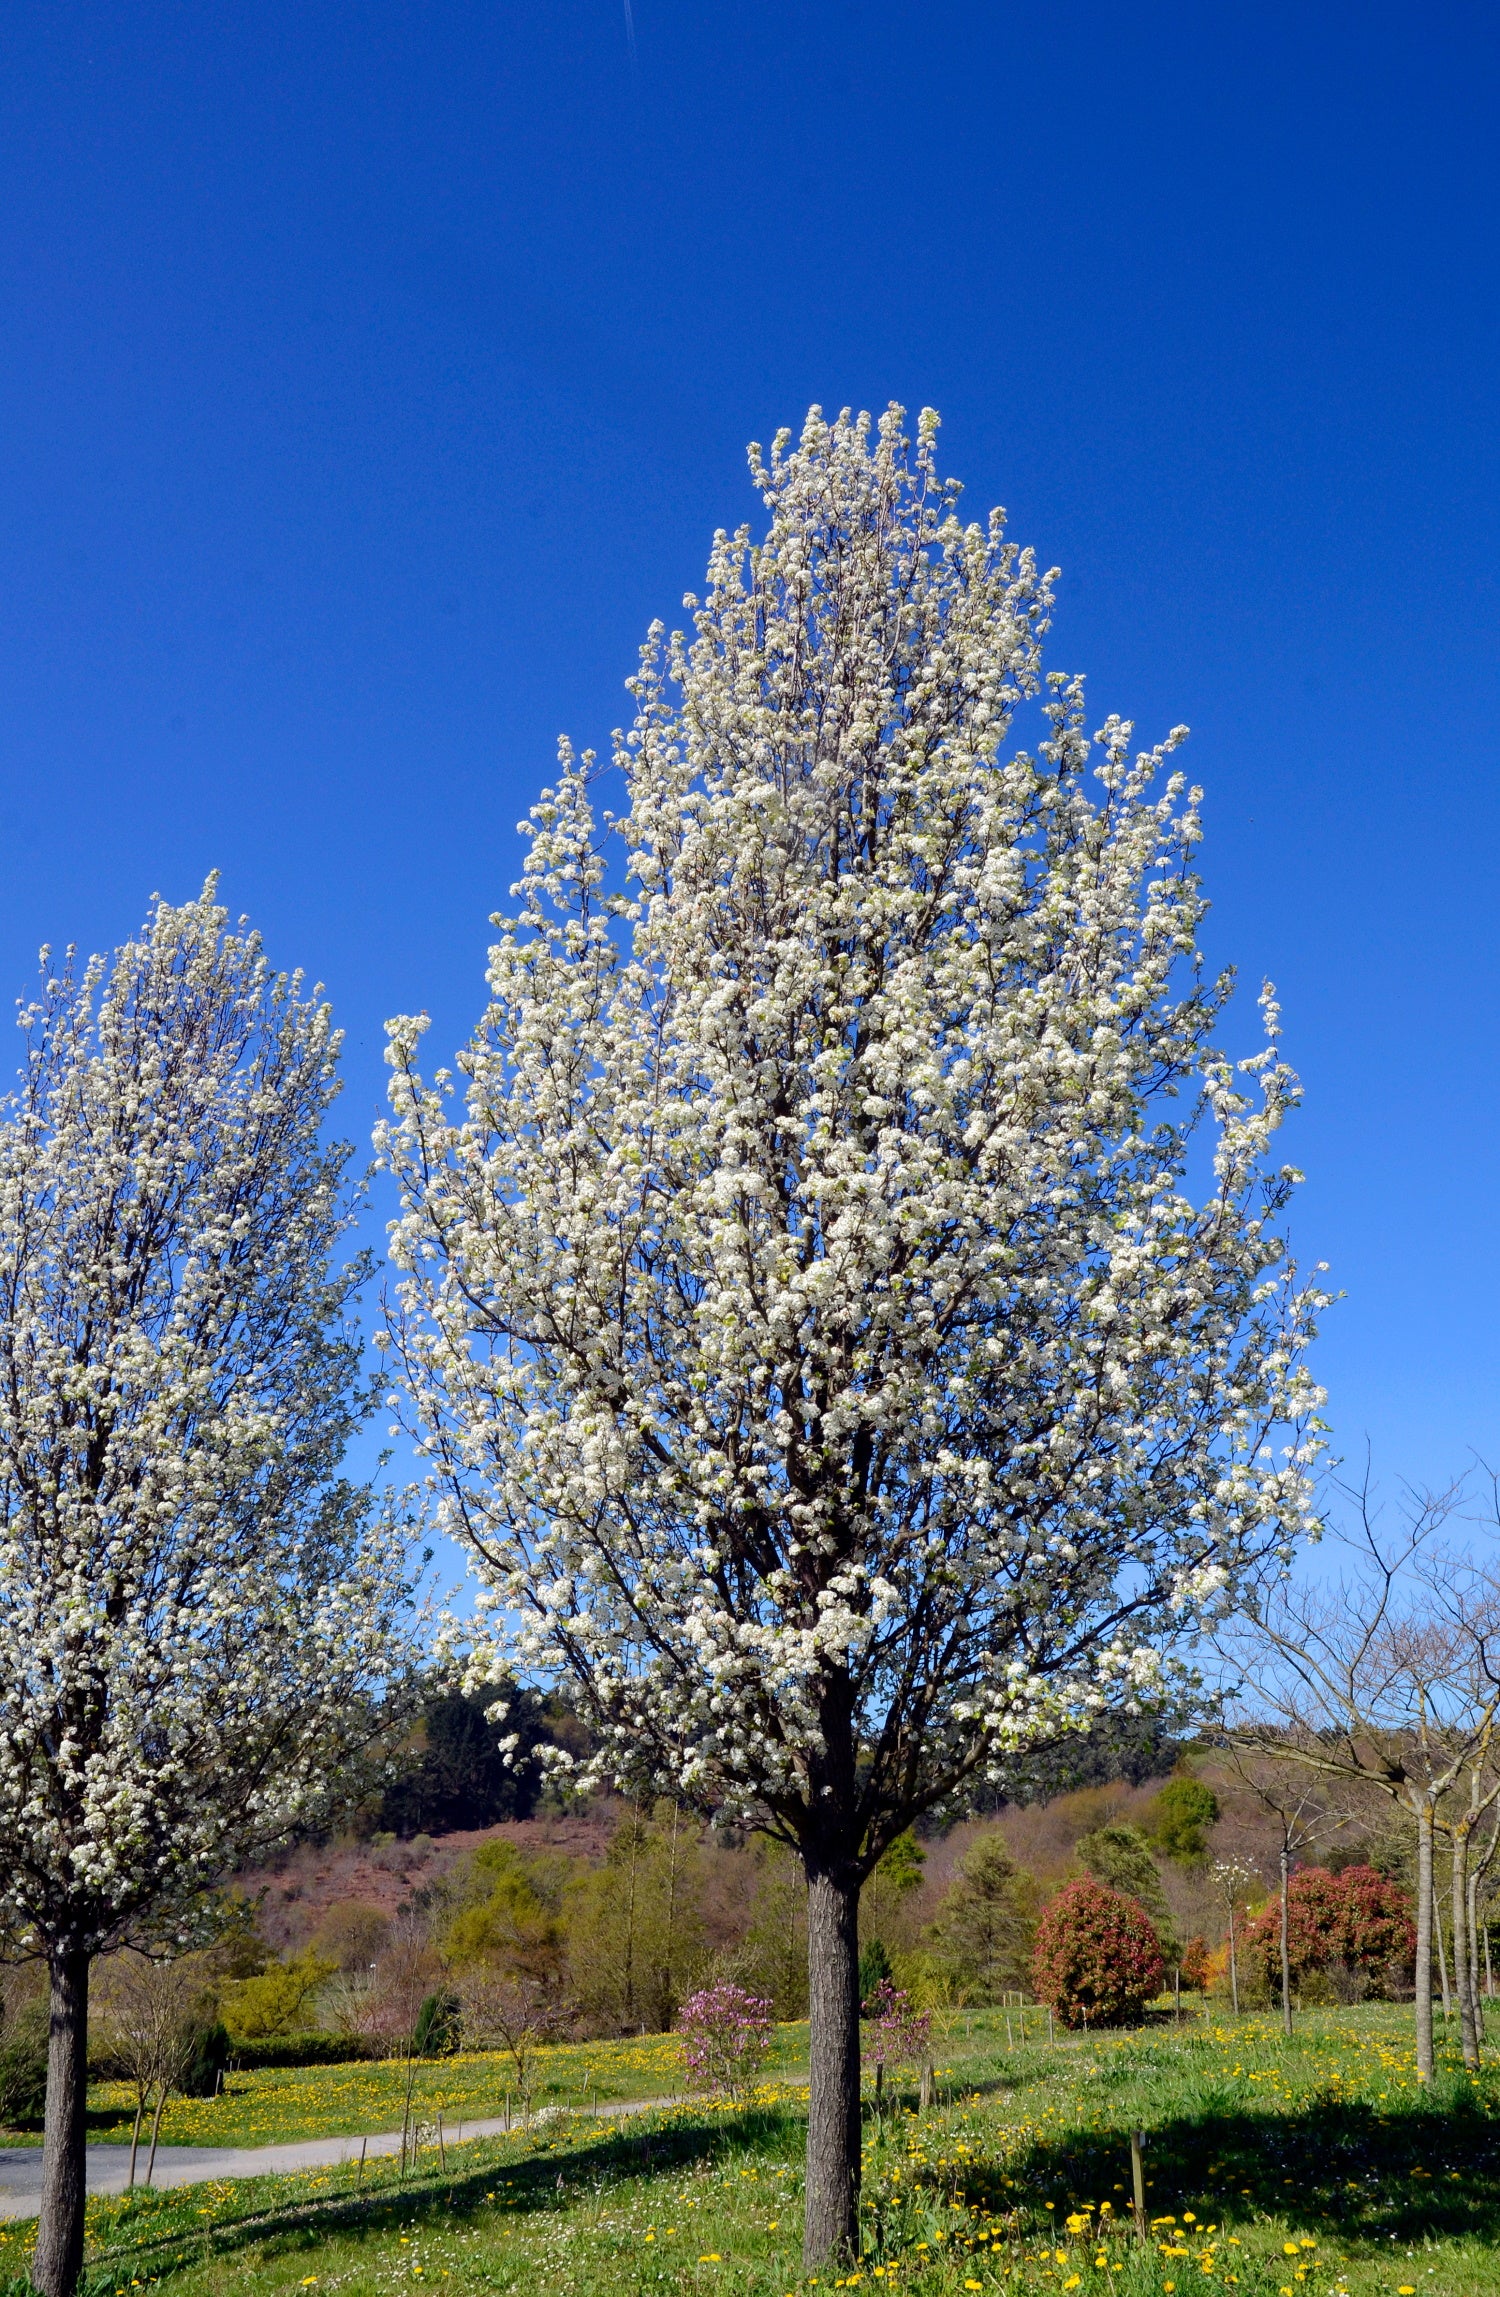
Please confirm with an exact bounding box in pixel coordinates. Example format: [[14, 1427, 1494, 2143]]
[[1075, 1823, 1177, 1955], [178, 2019, 233, 2098], [229, 2031, 374, 2069], [857, 1939, 894, 2011], [0, 2029, 48, 2130], [413, 1990, 461, 2057], [221, 1951, 336, 2041], [1144, 1776, 1220, 1863]]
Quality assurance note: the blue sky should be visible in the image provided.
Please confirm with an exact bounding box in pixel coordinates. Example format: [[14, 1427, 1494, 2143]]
[[0, 0, 1496, 1527]]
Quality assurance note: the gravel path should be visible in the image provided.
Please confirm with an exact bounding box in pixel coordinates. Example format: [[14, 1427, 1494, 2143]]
[[0, 2094, 686, 2221]]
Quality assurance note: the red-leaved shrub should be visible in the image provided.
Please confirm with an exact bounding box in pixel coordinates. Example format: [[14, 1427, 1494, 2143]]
[[1244, 1865, 1414, 2001], [1179, 1935, 1211, 1991], [1031, 1878, 1166, 2029]]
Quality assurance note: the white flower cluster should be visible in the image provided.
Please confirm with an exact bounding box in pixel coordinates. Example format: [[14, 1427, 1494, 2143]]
[[381, 405, 1325, 1872], [0, 886, 413, 1956]]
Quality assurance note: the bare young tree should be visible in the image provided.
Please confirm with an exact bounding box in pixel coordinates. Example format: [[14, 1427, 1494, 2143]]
[[1220, 1474, 1500, 2077], [382, 405, 1324, 2265], [1432, 1739, 1500, 2066], [359, 1921, 445, 2172], [1208, 1858, 1257, 2015], [92, 1954, 214, 2187], [1218, 1747, 1349, 2033], [453, 1968, 565, 2122], [0, 889, 417, 2297], [1468, 1804, 1500, 2015]]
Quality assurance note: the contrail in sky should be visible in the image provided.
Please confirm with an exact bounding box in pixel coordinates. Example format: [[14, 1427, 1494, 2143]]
[[622, 0, 638, 69]]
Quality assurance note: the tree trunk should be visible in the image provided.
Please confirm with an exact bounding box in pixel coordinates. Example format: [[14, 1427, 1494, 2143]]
[[1228, 1904, 1239, 2016], [33, 1945, 89, 2297], [144, 2081, 170, 2187], [804, 1863, 861, 2269], [1467, 1866, 1483, 2040], [660, 1802, 683, 2031], [1414, 1802, 1434, 2082], [1278, 1841, 1292, 2037], [1437, 1895, 1452, 2018], [1452, 1830, 1479, 2068], [622, 1806, 640, 2034]]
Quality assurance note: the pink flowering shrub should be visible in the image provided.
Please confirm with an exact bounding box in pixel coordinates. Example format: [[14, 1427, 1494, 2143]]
[[864, 1978, 931, 2074], [676, 1984, 774, 2102]]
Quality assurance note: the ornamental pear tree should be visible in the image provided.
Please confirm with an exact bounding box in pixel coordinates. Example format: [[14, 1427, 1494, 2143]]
[[380, 404, 1324, 2263], [0, 889, 415, 2297]]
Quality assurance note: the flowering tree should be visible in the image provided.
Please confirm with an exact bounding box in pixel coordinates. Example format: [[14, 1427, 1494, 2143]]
[[381, 406, 1323, 2262], [676, 1983, 774, 2102], [863, 1977, 931, 2098], [0, 889, 415, 2297], [1031, 1877, 1166, 2027]]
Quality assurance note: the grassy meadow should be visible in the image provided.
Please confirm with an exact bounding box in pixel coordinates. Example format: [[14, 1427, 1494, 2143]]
[[4, 2006, 1499, 2296], [81, 2029, 739, 2149]]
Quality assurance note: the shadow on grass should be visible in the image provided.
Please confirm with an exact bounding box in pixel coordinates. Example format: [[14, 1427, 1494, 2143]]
[[927, 2077, 1500, 2258], [74, 2102, 799, 2289]]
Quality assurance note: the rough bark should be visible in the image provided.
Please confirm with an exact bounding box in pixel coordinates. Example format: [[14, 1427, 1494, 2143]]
[[804, 1863, 861, 2269], [33, 1946, 89, 2297], [1414, 1802, 1435, 2081]]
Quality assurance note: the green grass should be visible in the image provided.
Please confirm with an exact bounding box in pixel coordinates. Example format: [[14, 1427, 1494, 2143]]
[[5, 2006, 1500, 2296], [80, 2026, 751, 2148]]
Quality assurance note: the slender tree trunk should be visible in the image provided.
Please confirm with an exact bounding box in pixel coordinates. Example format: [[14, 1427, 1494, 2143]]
[[1437, 1895, 1452, 2018], [623, 1806, 640, 2034], [400, 2042, 419, 2172], [127, 2091, 145, 2189], [660, 1803, 682, 2030], [1228, 1904, 1239, 2016], [1452, 1828, 1479, 2068], [144, 2081, 170, 2187], [1415, 1802, 1435, 2082], [1278, 1841, 1292, 2037], [34, 1945, 90, 2297], [804, 1862, 861, 2269], [1467, 1869, 1483, 2037]]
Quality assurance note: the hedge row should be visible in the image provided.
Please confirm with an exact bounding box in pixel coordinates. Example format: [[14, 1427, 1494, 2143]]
[[225, 2030, 378, 2070]]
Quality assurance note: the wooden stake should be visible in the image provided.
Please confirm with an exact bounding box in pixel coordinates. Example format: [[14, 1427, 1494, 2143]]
[[1130, 2130, 1148, 2237], [357, 2136, 367, 2192]]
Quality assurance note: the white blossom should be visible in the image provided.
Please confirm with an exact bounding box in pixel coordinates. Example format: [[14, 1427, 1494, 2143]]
[[380, 403, 1325, 1862], [0, 885, 415, 1961]]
